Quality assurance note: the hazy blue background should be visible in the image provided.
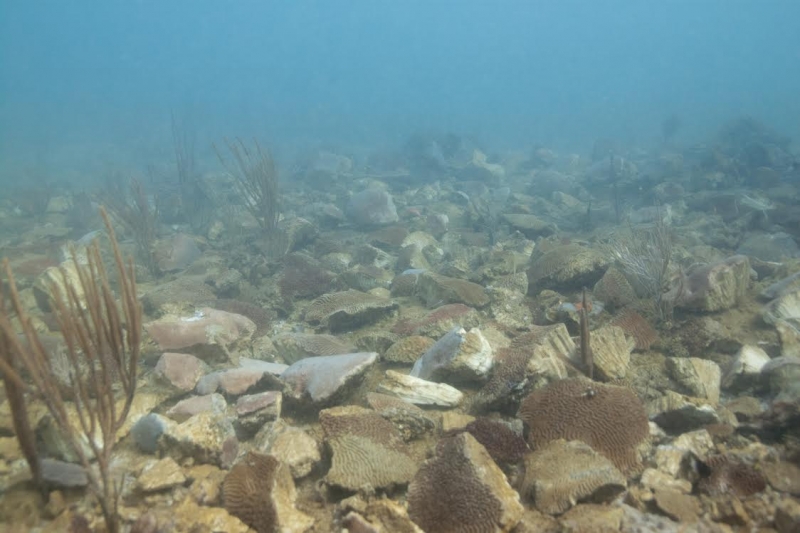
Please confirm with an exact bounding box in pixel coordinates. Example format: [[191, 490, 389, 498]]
[[1, 0, 799, 181]]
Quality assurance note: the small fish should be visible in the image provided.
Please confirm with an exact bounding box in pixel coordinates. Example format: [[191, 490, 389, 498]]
[[558, 301, 604, 315], [739, 193, 774, 212], [738, 193, 775, 223], [76, 229, 104, 246]]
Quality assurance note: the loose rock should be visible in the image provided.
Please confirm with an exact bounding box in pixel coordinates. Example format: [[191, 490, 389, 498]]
[[281, 352, 378, 405], [378, 370, 464, 407]]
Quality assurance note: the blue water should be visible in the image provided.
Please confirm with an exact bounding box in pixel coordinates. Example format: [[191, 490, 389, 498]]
[[1, 0, 799, 180]]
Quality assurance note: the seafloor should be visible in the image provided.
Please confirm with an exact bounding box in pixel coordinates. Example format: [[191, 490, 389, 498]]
[[1, 118, 800, 532]]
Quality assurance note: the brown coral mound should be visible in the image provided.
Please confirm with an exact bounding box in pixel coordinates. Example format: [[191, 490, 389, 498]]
[[407, 433, 524, 533], [476, 345, 529, 400], [610, 309, 659, 351], [223, 452, 279, 532], [390, 271, 421, 297], [695, 455, 767, 498], [517, 378, 649, 474]]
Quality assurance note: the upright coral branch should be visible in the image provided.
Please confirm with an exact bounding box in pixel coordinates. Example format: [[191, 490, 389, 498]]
[[100, 176, 160, 277], [0, 207, 141, 533], [579, 288, 593, 380], [215, 137, 281, 234]]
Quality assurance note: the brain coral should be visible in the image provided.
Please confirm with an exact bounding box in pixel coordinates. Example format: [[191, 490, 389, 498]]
[[517, 378, 649, 474], [304, 289, 397, 332], [223, 452, 279, 532], [383, 335, 435, 364], [279, 253, 335, 302], [222, 451, 312, 532], [407, 432, 524, 533], [320, 405, 417, 491]]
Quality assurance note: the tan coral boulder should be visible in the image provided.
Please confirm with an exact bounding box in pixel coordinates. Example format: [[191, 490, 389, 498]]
[[320, 405, 417, 491], [520, 439, 626, 515]]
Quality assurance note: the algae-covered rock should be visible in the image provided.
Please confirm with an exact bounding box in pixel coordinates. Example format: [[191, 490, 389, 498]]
[[416, 272, 489, 308], [502, 213, 558, 239], [144, 307, 255, 363], [677, 255, 752, 312], [527, 243, 609, 294], [666, 357, 722, 405], [347, 188, 399, 227]]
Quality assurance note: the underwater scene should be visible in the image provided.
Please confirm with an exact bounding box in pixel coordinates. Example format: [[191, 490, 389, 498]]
[[2, 1, 800, 532]]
